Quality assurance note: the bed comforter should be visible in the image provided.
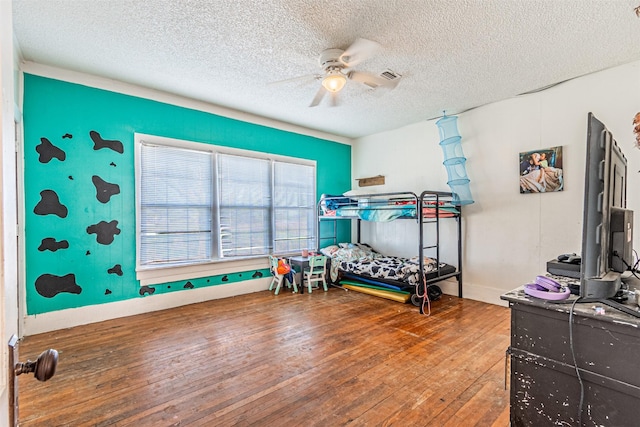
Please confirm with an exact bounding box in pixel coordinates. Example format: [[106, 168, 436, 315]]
[[321, 243, 441, 286]]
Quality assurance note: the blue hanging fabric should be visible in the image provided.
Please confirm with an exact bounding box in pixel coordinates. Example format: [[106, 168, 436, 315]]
[[436, 114, 474, 205]]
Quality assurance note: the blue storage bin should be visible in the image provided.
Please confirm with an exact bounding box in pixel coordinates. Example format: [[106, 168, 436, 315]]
[[436, 113, 474, 205], [439, 136, 464, 160], [443, 157, 469, 182], [447, 178, 474, 205], [436, 115, 461, 141]]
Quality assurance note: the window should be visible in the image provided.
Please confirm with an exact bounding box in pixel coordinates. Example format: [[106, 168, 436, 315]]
[[139, 144, 212, 266], [273, 161, 316, 253], [218, 154, 271, 257], [136, 134, 316, 272]]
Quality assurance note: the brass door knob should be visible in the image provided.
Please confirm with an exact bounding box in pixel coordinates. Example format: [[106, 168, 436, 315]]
[[15, 349, 58, 382]]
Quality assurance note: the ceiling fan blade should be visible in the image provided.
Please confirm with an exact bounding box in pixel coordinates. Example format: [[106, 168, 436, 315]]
[[329, 91, 339, 107], [309, 86, 327, 107], [268, 74, 320, 86], [339, 38, 381, 67]]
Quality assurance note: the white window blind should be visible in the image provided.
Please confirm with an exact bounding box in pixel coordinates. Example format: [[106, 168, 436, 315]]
[[139, 143, 212, 266], [273, 161, 315, 253], [218, 154, 271, 257]]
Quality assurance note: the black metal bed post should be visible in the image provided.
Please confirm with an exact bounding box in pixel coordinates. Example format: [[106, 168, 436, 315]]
[[418, 192, 424, 283], [417, 192, 425, 314], [315, 199, 320, 251], [435, 193, 441, 273], [457, 205, 463, 298]]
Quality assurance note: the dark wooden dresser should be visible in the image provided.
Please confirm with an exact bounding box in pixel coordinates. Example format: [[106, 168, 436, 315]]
[[501, 280, 640, 426]]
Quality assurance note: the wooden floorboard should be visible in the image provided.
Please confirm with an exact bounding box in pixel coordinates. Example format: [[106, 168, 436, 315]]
[[17, 287, 511, 426]]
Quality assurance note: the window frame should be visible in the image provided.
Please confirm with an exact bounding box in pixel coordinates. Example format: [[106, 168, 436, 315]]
[[134, 133, 316, 286]]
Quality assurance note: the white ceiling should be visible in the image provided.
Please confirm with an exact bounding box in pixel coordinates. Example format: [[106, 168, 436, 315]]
[[11, 0, 640, 139]]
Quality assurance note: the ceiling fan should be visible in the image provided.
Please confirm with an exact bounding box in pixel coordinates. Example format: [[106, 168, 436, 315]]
[[276, 38, 401, 107]]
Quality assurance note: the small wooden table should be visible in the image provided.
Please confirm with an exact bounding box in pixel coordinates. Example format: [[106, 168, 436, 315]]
[[288, 256, 309, 293]]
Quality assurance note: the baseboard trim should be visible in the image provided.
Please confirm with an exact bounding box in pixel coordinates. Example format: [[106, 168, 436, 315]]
[[23, 278, 271, 336], [438, 279, 509, 307]]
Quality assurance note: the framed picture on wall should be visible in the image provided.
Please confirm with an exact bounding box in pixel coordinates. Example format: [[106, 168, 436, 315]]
[[519, 146, 564, 193]]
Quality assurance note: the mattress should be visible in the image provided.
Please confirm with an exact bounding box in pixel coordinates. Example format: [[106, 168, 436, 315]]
[[321, 243, 456, 287]]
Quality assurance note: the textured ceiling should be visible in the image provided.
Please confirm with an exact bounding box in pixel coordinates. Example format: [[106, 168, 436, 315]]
[[12, 0, 640, 139]]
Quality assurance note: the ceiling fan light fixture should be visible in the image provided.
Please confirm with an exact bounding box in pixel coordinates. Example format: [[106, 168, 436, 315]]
[[322, 70, 347, 93]]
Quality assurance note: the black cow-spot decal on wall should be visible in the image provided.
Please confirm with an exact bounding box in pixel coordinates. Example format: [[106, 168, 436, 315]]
[[140, 286, 155, 296], [90, 130, 124, 154], [86, 250, 91, 255], [252, 271, 263, 278], [34, 190, 68, 218], [184, 281, 194, 289], [108, 264, 123, 276], [38, 238, 69, 252], [62, 133, 73, 139], [92, 175, 120, 203], [68, 176, 74, 180], [110, 162, 117, 167], [87, 220, 120, 244], [222, 275, 229, 282], [105, 289, 112, 295], [36, 137, 66, 163], [35, 273, 82, 298]]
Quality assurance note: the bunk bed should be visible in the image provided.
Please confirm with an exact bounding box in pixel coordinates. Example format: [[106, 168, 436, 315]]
[[317, 191, 462, 312]]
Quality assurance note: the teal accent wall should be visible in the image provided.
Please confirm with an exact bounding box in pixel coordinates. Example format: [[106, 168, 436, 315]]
[[23, 74, 351, 315]]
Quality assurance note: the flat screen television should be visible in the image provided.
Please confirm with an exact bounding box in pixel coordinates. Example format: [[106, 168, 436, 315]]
[[581, 113, 637, 316]]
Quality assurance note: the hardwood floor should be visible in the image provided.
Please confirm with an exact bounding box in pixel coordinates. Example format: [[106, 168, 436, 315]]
[[18, 287, 511, 426]]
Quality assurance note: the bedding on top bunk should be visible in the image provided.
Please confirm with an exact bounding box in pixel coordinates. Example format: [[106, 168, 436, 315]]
[[320, 243, 451, 286], [320, 197, 458, 221]]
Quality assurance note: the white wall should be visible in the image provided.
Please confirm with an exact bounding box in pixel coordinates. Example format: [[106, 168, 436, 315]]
[[0, 0, 20, 424], [354, 60, 640, 305]]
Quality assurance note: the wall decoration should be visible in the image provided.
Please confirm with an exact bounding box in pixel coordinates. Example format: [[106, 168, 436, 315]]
[[356, 175, 385, 187], [33, 189, 68, 217], [90, 130, 124, 153], [92, 175, 120, 203], [38, 238, 69, 252], [35, 273, 82, 298], [139, 286, 156, 296], [86, 220, 121, 244], [519, 146, 564, 193], [107, 264, 123, 276], [36, 137, 66, 163]]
